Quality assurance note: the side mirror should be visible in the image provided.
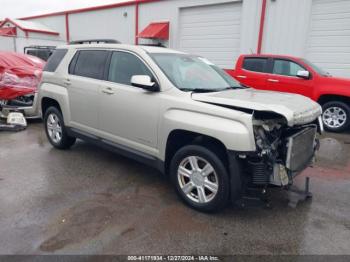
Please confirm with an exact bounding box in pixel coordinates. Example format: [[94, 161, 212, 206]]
[[131, 75, 159, 92], [297, 70, 310, 79]]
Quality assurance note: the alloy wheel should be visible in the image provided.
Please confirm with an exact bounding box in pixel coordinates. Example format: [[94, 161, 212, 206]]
[[322, 106, 347, 129], [46, 113, 62, 144], [177, 156, 219, 204]]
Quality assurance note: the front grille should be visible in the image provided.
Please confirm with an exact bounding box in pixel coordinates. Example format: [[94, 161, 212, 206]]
[[285, 126, 317, 172]]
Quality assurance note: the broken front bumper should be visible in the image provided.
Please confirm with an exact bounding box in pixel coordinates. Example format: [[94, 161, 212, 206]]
[[0, 93, 40, 119]]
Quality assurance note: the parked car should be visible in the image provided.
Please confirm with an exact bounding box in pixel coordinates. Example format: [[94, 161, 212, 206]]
[[24, 45, 55, 61], [0, 51, 45, 118], [229, 54, 350, 132], [37, 43, 322, 212]]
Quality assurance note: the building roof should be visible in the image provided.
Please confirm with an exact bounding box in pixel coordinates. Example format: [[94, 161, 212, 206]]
[[0, 18, 59, 36]]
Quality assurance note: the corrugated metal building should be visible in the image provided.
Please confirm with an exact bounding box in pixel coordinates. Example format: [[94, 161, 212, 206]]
[[0, 0, 349, 77]]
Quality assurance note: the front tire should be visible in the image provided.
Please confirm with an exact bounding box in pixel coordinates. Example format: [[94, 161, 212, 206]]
[[44, 107, 76, 149], [322, 101, 350, 132], [170, 145, 230, 213]]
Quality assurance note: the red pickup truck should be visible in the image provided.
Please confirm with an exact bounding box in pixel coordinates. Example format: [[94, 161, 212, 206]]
[[229, 54, 350, 132]]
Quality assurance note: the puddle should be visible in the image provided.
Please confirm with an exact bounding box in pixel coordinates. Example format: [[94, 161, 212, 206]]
[[317, 137, 349, 168], [38, 186, 167, 253]]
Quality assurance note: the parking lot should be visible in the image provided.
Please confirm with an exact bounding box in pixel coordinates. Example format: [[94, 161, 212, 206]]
[[0, 121, 349, 255]]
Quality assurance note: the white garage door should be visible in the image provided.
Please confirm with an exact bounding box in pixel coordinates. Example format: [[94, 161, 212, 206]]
[[179, 2, 242, 69], [306, 0, 350, 77]]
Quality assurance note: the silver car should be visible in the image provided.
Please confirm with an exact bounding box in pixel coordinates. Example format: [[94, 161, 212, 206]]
[[37, 42, 322, 212]]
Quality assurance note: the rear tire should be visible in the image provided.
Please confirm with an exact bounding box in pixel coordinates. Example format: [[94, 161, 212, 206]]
[[322, 101, 350, 132], [44, 106, 76, 149], [170, 145, 231, 213]]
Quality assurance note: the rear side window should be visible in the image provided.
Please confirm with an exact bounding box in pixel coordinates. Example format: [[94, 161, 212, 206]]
[[43, 49, 67, 72], [242, 58, 268, 73], [72, 50, 109, 80]]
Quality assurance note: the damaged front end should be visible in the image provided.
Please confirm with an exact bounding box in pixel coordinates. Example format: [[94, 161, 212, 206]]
[[237, 111, 321, 207], [0, 52, 45, 119], [0, 93, 37, 119]]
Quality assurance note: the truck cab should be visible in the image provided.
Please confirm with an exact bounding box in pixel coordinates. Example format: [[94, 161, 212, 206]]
[[231, 54, 350, 132]]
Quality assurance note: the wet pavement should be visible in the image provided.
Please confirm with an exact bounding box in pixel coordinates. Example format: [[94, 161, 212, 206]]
[[0, 122, 349, 255]]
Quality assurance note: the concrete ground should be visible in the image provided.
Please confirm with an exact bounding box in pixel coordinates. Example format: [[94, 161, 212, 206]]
[[0, 122, 349, 255]]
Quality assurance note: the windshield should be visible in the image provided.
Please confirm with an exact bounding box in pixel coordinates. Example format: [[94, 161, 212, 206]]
[[150, 53, 242, 92], [301, 59, 330, 76]]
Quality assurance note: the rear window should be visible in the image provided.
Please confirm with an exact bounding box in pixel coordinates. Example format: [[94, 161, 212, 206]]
[[242, 58, 268, 73], [71, 50, 109, 80], [26, 49, 52, 61], [44, 49, 67, 72]]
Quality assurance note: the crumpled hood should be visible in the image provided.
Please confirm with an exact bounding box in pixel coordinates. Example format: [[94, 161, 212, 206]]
[[192, 88, 322, 126]]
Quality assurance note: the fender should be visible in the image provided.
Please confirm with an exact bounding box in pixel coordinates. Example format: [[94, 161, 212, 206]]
[[39, 82, 71, 125], [159, 108, 256, 160]]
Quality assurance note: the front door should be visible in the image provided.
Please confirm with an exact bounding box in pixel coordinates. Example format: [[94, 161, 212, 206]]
[[266, 59, 314, 98], [98, 51, 160, 156]]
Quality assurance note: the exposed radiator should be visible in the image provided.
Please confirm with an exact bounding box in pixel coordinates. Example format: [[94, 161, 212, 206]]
[[286, 126, 317, 172]]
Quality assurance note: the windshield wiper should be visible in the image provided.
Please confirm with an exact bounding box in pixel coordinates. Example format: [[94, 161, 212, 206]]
[[181, 88, 218, 93], [181, 86, 245, 93], [220, 86, 246, 90]]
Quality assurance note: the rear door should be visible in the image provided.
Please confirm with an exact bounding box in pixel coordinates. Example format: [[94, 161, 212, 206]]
[[266, 59, 314, 98], [235, 57, 269, 89], [67, 50, 109, 133]]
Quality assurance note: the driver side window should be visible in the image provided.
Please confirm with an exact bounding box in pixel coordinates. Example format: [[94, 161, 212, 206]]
[[108, 52, 154, 86], [273, 59, 305, 77]]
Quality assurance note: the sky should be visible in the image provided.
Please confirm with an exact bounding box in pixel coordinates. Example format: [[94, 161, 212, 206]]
[[0, 0, 131, 20]]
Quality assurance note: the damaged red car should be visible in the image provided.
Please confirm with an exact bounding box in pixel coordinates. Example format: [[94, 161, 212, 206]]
[[0, 51, 45, 118]]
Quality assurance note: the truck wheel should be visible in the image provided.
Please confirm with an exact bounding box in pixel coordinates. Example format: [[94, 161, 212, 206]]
[[170, 145, 230, 213], [322, 101, 350, 132], [44, 107, 76, 149]]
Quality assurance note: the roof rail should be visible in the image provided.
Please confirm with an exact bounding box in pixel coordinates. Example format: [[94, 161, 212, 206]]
[[69, 39, 121, 45], [24, 45, 56, 49]]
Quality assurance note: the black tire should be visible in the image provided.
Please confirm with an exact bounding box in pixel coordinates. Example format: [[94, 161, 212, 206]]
[[170, 145, 231, 213], [44, 106, 76, 149], [322, 101, 350, 133]]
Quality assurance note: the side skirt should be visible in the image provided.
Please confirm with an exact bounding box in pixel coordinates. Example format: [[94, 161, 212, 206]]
[[66, 127, 165, 174]]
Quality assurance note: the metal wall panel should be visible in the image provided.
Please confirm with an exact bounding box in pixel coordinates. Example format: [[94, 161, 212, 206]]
[[239, 0, 261, 55], [18, 0, 261, 68], [28, 15, 67, 42], [306, 0, 350, 77], [138, 0, 260, 68], [178, 2, 242, 68], [262, 0, 313, 56], [0, 37, 15, 51], [69, 6, 135, 44]]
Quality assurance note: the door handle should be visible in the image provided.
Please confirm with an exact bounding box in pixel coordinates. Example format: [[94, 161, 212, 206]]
[[102, 87, 115, 95], [237, 75, 247, 79], [63, 79, 71, 86], [267, 79, 279, 83]]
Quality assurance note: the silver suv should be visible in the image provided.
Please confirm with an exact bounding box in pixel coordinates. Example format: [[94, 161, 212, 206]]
[[38, 42, 322, 212]]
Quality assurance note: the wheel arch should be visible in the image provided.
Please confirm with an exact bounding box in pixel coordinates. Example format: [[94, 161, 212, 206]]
[[41, 97, 62, 116], [164, 129, 230, 176], [318, 94, 350, 105]]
